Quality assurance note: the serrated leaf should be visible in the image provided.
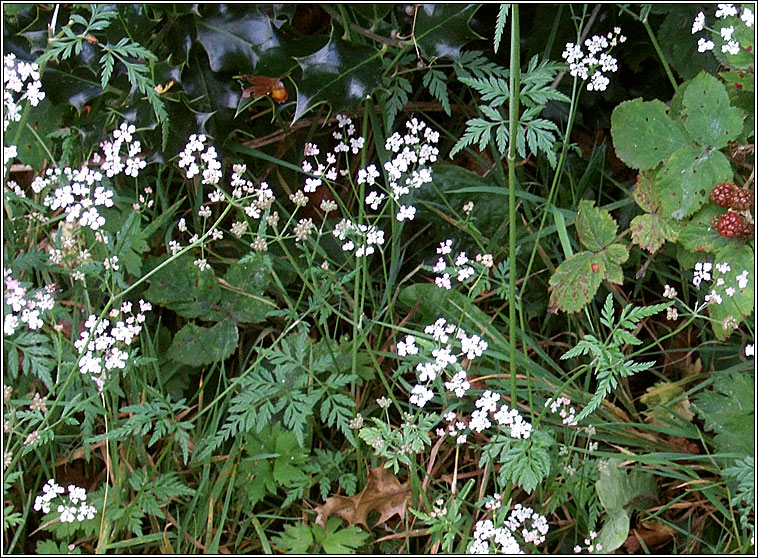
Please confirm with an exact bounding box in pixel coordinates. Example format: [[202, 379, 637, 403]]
[[493, 5, 509, 52], [221, 254, 276, 323], [423, 68, 450, 115], [656, 145, 732, 220], [682, 71, 744, 148], [632, 170, 660, 213], [494, 430, 553, 494], [167, 319, 238, 366], [677, 204, 732, 254], [600, 243, 628, 284], [272, 523, 313, 554], [319, 523, 370, 554], [611, 99, 690, 170], [630, 213, 681, 254], [576, 200, 618, 251], [548, 252, 605, 313]]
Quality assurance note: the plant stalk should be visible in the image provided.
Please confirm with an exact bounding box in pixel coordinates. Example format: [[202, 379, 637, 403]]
[[507, 5, 521, 403]]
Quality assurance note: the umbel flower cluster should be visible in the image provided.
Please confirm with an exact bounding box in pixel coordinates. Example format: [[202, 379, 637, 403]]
[[692, 4, 754, 53], [399, 318, 532, 443], [3, 53, 44, 134], [561, 27, 626, 92], [74, 300, 151, 391], [468, 501, 550, 554], [3, 269, 56, 336], [34, 479, 96, 524]]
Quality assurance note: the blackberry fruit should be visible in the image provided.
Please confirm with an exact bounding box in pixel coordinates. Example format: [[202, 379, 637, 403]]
[[730, 187, 753, 211], [710, 182, 734, 207], [715, 212, 745, 238]]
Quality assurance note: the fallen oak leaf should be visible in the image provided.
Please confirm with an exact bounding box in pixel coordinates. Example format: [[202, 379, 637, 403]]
[[314, 466, 411, 530]]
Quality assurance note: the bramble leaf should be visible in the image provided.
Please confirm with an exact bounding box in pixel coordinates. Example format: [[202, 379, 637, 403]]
[[656, 145, 732, 220], [611, 99, 690, 170], [549, 252, 604, 313], [576, 200, 617, 252], [682, 71, 744, 149]]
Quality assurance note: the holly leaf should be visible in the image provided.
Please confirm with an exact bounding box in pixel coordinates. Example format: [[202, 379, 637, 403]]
[[413, 4, 483, 62], [682, 71, 744, 149], [195, 5, 284, 74], [314, 466, 411, 530], [293, 33, 382, 122], [611, 99, 690, 170], [656, 145, 732, 220]]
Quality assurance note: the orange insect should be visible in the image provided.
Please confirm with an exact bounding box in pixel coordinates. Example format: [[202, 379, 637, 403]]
[[239, 74, 288, 103]]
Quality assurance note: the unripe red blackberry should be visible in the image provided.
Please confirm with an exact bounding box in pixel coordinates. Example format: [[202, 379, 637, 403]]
[[710, 182, 734, 207], [743, 220, 754, 239], [730, 188, 753, 211], [716, 212, 745, 238]]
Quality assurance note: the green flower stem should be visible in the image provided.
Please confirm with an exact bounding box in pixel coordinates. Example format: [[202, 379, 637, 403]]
[[618, 5, 679, 93], [507, 6, 521, 404]]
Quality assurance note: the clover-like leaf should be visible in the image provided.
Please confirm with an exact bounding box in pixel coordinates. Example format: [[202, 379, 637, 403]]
[[682, 71, 744, 149], [656, 145, 732, 220], [293, 34, 382, 122], [611, 99, 690, 170], [167, 319, 238, 366], [576, 200, 618, 252]]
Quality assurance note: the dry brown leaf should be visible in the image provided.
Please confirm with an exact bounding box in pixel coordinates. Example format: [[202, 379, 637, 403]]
[[314, 466, 411, 530]]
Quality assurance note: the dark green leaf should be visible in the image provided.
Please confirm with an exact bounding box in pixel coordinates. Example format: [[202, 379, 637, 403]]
[[167, 319, 238, 366]]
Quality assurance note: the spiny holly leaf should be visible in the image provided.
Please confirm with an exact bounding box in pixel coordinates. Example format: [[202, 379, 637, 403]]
[[195, 5, 283, 74], [656, 145, 732, 220], [293, 33, 382, 122], [611, 99, 690, 170], [167, 319, 238, 366], [682, 71, 744, 149], [314, 466, 411, 530], [413, 4, 483, 62], [576, 200, 618, 251], [706, 244, 754, 340], [548, 251, 605, 313]]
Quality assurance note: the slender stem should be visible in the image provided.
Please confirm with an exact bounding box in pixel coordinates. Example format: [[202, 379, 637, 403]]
[[642, 18, 678, 93], [507, 6, 521, 403]]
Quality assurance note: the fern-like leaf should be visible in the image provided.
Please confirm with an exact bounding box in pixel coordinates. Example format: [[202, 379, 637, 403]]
[[493, 5, 510, 53]]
